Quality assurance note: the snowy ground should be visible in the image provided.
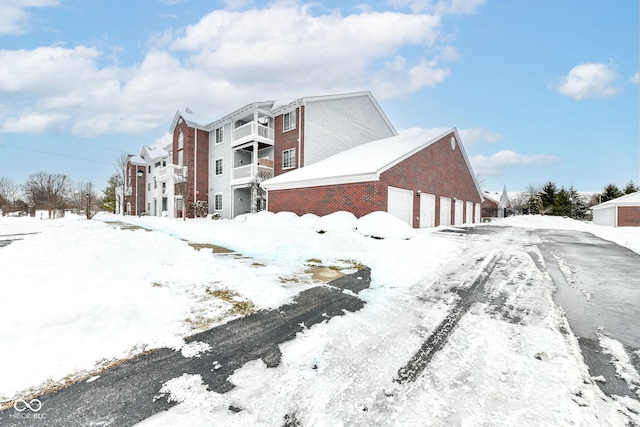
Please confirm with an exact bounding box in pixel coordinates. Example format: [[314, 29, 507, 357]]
[[1, 212, 639, 425]]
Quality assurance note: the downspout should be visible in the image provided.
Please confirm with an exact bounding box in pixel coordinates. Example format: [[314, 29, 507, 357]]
[[297, 102, 303, 168], [194, 124, 198, 206]]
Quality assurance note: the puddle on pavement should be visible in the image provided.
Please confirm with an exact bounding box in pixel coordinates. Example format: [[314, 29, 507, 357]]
[[188, 242, 235, 254], [305, 266, 345, 282], [104, 221, 151, 232]]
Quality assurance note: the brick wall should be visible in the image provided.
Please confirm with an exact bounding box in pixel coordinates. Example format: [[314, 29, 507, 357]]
[[173, 120, 210, 217], [267, 182, 385, 217], [618, 206, 640, 226], [126, 162, 146, 216], [267, 131, 482, 227], [274, 106, 304, 176]]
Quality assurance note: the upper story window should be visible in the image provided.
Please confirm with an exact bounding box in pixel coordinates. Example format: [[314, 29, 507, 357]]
[[178, 150, 183, 166], [283, 111, 296, 132], [215, 158, 223, 176], [283, 148, 296, 169], [178, 131, 184, 149], [215, 127, 224, 144]]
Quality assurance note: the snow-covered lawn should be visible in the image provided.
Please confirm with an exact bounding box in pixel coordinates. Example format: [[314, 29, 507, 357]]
[[1, 212, 639, 425]]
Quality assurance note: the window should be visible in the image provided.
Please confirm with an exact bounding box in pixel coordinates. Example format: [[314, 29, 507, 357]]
[[148, 165, 151, 173], [283, 111, 296, 132], [214, 193, 223, 211], [178, 150, 183, 166], [283, 148, 296, 169], [215, 158, 223, 176], [215, 127, 223, 144], [178, 131, 184, 149], [147, 183, 151, 191], [154, 161, 161, 168]]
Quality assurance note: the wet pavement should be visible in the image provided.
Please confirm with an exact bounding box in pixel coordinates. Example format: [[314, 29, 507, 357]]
[[0, 269, 371, 427]]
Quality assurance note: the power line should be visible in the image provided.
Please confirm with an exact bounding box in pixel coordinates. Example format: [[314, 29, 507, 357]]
[[52, 135, 124, 153], [0, 143, 116, 166]]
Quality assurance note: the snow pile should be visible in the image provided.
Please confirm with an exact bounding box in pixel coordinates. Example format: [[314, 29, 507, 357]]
[[180, 341, 212, 359], [314, 211, 357, 233], [599, 334, 640, 397], [355, 211, 416, 240]]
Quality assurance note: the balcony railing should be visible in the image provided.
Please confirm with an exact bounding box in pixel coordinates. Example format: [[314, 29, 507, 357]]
[[231, 121, 274, 147], [156, 164, 188, 182], [231, 164, 274, 182]]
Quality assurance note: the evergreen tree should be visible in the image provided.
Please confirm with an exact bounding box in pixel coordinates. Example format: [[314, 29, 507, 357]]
[[552, 187, 571, 216], [623, 180, 639, 194], [102, 174, 119, 213], [539, 181, 557, 214], [567, 185, 588, 220], [601, 184, 622, 203]]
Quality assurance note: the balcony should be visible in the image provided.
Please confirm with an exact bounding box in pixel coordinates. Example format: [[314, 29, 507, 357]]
[[155, 164, 188, 182], [230, 163, 274, 186], [231, 121, 274, 148]]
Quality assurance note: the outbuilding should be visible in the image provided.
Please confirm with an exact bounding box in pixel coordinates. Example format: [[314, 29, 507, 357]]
[[592, 191, 640, 227], [261, 128, 484, 228]]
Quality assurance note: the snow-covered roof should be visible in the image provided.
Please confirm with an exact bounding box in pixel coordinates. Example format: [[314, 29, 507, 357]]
[[129, 155, 145, 166], [169, 109, 210, 132], [592, 191, 640, 210], [262, 128, 483, 199], [140, 143, 169, 161]]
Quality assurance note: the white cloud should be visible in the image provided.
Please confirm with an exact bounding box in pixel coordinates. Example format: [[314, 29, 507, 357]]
[[0, 0, 60, 35], [551, 62, 620, 100], [0, 2, 464, 137], [630, 71, 639, 84], [470, 150, 560, 176], [385, 0, 486, 14], [458, 128, 503, 144]]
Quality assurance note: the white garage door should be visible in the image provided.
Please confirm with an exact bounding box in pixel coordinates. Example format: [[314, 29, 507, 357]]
[[388, 186, 414, 227], [420, 193, 436, 228], [440, 196, 451, 226], [454, 199, 464, 225], [593, 206, 616, 226], [465, 201, 473, 224]]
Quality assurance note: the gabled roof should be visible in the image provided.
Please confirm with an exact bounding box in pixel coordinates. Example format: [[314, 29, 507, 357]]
[[271, 91, 397, 136], [129, 155, 146, 166], [169, 108, 210, 133], [592, 191, 640, 210], [261, 128, 483, 200]]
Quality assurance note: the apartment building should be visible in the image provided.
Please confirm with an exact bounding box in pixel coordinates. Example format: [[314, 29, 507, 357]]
[[125, 91, 397, 219]]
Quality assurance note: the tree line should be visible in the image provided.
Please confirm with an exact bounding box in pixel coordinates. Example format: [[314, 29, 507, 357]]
[[0, 172, 102, 218], [511, 180, 639, 220]]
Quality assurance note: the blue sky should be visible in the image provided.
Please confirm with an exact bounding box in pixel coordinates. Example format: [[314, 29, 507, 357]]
[[0, 0, 637, 193]]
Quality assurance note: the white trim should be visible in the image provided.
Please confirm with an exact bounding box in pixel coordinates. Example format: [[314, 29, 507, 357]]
[[282, 148, 296, 169], [214, 157, 224, 176]]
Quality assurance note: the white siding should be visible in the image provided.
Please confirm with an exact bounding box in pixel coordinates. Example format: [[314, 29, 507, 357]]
[[209, 122, 233, 219], [303, 94, 396, 166], [593, 205, 616, 226]]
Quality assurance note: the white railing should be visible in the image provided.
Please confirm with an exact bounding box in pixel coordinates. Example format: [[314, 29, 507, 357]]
[[231, 164, 274, 181], [156, 164, 188, 181], [232, 121, 274, 144]]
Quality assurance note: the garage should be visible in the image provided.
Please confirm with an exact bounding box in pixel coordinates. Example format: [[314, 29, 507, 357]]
[[420, 193, 436, 228], [592, 191, 640, 227], [388, 186, 414, 226], [454, 199, 464, 225], [440, 196, 452, 226]]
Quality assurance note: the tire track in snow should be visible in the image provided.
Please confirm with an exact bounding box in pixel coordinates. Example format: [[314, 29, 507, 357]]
[[395, 253, 504, 383]]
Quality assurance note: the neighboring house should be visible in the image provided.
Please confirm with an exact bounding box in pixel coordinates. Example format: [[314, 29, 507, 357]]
[[592, 191, 640, 226], [482, 186, 509, 219], [261, 128, 484, 228]]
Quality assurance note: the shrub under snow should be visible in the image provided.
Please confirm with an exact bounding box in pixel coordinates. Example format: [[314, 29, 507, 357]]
[[355, 211, 416, 240], [314, 211, 358, 234]]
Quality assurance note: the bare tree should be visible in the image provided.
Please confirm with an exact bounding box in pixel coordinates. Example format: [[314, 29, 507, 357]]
[[0, 177, 20, 215], [23, 172, 71, 218], [174, 178, 189, 221], [114, 152, 130, 216], [70, 181, 99, 219], [251, 169, 273, 213]]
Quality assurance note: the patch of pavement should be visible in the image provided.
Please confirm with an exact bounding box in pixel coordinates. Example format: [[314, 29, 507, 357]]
[[0, 269, 371, 427]]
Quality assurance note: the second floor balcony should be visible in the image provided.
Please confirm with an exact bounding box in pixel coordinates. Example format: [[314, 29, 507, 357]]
[[231, 121, 274, 148], [230, 160, 274, 186], [155, 164, 188, 182]]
